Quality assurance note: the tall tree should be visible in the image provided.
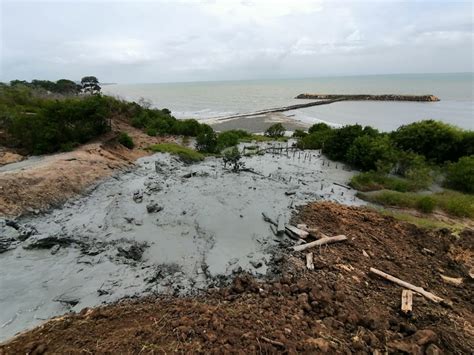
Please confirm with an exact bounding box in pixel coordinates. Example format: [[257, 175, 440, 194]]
[[81, 76, 101, 95]]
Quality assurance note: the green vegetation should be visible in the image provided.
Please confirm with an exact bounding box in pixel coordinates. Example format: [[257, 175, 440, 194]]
[[148, 143, 204, 164], [265, 123, 285, 138], [118, 132, 134, 149], [9, 79, 82, 95], [358, 190, 474, 218], [350, 172, 430, 192], [445, 155, 474, 193], [294, 120, 472, 198], [379, 209, 465, 234], [222, 146, 244, 172]]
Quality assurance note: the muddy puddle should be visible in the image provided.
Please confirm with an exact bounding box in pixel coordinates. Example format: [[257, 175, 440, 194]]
[[0, 142, 363, 341]]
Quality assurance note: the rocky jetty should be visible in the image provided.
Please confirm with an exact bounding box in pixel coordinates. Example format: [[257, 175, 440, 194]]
[[295, 93, 440, 102]]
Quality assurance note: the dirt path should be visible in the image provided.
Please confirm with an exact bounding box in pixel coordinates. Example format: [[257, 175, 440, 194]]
[[1, 202, 472, 354], [0, 119, 173, 217]]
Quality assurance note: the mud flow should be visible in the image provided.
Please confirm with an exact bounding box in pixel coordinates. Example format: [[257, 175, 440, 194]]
[[0, 143, 360, 340]]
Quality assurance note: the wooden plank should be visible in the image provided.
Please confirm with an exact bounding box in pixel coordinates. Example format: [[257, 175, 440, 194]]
[[277, 215, 285, 236], [401, 290, 413, 314], [370, 267, 444, 303], [292, 235, 347, 252], [306, 253, 314, 270], [285, 225, 309, 239]]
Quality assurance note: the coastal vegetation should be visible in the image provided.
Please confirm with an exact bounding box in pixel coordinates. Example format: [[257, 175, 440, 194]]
[[148, 143, 204, 163]]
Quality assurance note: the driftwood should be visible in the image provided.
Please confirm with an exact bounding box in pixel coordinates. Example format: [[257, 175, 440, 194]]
[[333, 182, 351, 190], [401, 290, 413, 314], [286, 225, 309, 239], [369, 268, 444, 303], [306, 253, 314, 270], [292, 235, 347, 252], [269, 224, 278, 236], [262, 213, 277, 227], [277, 215, 285, 236], [260, 336, 284, 347]]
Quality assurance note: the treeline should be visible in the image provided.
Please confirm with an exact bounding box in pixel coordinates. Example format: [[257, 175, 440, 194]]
[[7, 79, 82, 95], [295, 120, 473, 193]]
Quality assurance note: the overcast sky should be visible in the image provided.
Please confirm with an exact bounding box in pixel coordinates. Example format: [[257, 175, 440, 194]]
[[1, 0, 473, 83]]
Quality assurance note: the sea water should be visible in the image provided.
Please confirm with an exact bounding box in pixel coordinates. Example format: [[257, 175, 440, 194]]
[[103, 73, 473, 131]]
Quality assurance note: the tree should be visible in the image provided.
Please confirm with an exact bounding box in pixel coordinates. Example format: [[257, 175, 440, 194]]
[[445, 155, 474, 193], [56, 79, 81, 95], [265, 123, 285, 138], [81, 76, 101, 95]]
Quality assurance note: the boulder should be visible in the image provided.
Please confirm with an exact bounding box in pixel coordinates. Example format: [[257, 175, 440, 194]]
[[146, 203, 163, 213]]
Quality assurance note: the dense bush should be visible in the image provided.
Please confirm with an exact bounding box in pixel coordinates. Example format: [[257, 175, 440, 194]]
[[297, 124, 334, 149], [292, 129, 307, 138], [265, 123, 285, 138], [196, 128, 218, 153], [346, 134, 397, 171], [391, 120, 465, 164], [308, 122, 331, 134], [445, 155, 474, 193], [6, 94, 110, 154], [322, 124, 377, 161], [118, 132, 134, 149]]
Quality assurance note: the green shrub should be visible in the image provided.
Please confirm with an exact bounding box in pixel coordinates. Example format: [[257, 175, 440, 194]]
[[222, 146, 244, 172], [297, 129, 334, 149], [323, 125, 377, 161], [216, 131, 240, 151], [350, 172, 421, 192], [265, 123, 285, 138], [196, 127, 218, 153], [292, 129, 307, 138], [416, 196, 436, 213], [118, 132, 134, 149], [149, 143, 204, 163], [308, 122, 332, 134], [445, 156, 474, 193], [391, 120, 464, 164], [346, 134, 397, 171], [146, 127, 157, 136]]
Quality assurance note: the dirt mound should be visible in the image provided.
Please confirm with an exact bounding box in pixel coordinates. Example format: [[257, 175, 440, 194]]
[[1, 202, 472, 354]]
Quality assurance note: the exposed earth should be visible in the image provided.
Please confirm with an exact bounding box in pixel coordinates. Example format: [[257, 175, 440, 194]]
[[1, 202, 472, 354]]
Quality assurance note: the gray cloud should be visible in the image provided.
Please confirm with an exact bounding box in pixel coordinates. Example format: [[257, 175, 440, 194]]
[[1, 0, 472, 83]]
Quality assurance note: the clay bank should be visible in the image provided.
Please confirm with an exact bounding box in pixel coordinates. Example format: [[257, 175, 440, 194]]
[[0, 142, 362, 341]]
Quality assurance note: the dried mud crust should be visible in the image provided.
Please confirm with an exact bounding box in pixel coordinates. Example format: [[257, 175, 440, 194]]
[[1, 202, 473, 354]]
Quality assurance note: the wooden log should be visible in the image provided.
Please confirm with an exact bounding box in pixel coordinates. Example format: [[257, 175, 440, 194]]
[[262, 212, 277, 226], [260, 336, 284, 347], [369, 268, 444, 303], [285, 225, 309, 239], [292, 235, 347, 252], [306, 253, 314, 270], [401, 290, 413, 314], [277, 215, 285, 236], [333, 182, 351, 189]]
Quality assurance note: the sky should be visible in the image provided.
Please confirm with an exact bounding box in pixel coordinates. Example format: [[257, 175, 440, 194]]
[[1, 0, 473, 83]]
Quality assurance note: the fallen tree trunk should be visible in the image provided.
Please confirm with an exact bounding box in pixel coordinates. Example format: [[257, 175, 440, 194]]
[[369, 268, 444, 303], [292, 235, 347, 252]]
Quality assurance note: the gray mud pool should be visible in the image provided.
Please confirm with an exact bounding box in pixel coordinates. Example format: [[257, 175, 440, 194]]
[[0, 143, 362, 341]]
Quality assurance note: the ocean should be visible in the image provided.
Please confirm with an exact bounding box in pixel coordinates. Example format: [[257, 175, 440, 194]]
[[103, 73, 473, 131]]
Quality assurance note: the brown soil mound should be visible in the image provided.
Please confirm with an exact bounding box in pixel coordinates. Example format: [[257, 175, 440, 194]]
[[1, 202, 472, 354]]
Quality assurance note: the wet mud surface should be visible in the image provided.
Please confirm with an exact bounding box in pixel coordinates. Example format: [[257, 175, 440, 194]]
[[1, 202, 472, 354], [0, 143, 360, 341]]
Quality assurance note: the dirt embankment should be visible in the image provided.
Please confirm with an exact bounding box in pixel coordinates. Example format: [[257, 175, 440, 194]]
[[0, 118, 173, 217], [2, 202, 472, 354]]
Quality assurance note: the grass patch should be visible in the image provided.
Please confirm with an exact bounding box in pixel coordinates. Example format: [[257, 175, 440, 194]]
[[350, 171, 428, 192], [358, 190, 474, 218], [378, 208, 465, 234], [148, 143, 204, 164], [239, 134, 288, 143]]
